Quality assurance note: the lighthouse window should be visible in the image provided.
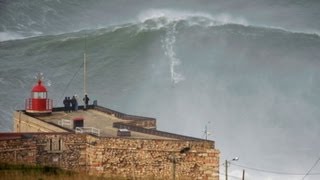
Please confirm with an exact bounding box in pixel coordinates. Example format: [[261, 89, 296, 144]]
[[33, 92, 47, 99]]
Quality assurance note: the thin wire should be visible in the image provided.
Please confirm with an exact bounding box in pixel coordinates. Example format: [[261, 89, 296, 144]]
[[218, 172, 242, 180], [59, 61, 84, 101], [301, 157, 320, 179], [231, 162, 320, 176]]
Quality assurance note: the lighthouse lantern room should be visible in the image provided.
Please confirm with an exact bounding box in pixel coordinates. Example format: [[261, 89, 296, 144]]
[[25, 77, 53, 114]]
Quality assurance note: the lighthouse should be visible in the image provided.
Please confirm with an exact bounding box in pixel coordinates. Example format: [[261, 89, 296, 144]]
[[25, 78, 53, 114]]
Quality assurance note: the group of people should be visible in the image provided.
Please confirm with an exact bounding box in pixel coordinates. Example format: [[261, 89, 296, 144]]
[[63, 95, 78, 112], [63, 94, 90, 113]]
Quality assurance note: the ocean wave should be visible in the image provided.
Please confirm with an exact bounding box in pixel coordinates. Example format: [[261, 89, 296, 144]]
[[137, 9, 248, 30], [0, 30, 43, 42], [0, 32, 26, 42], [1, 3, 320, 180], [2, 7, 319, 43], [136, 9, 320, 38]]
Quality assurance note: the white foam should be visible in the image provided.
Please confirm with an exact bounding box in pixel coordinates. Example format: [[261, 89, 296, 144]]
[[138, 9, 248, 27], [162, 23, 185, 84], [140, 9, 247, 85], [136, 9, 319, 38], [138, 9, 212, 22], [0, 30, 43, 42], [0, 32, 24, 42], [213, 13, 248, 26]]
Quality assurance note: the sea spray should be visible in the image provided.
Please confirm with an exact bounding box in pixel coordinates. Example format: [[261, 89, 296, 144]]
[[162, 23, 185, 84]]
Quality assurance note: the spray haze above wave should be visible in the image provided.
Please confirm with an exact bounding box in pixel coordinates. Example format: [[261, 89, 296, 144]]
[[137, 9, 249, 27], [2, 7, 319, 44]]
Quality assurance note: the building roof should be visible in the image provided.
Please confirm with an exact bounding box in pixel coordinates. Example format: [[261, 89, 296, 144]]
[[21, 105, 214, 144]]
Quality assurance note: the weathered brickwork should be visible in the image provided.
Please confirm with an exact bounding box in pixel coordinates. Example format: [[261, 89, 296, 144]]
[[86, 137, 219, 179], [35, 134, 87, 172], [0, 137, 37, 164], [0, 134, 219, 180]]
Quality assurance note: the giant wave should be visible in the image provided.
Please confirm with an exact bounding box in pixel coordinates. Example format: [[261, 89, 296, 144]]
[[1, 6, 320, 180]]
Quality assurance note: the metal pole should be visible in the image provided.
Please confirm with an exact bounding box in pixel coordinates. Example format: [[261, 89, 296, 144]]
[[84, 53, 87, 96], [172, 156, 176, 180], [225, 160, 228, 180], [205, 124, 208, 140], [84, 35, 87, 96], [242, 169, 245, 180]]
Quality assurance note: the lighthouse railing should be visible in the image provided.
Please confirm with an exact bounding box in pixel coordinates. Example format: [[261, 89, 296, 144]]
[[25, 99, 32, 110], [46, 99, 53, 110], [25, 98, 53, 111]]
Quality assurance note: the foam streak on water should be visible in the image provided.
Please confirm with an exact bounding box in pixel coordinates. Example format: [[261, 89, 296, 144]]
[[0, 32, 24, 42], [162, 23, 184, 84]]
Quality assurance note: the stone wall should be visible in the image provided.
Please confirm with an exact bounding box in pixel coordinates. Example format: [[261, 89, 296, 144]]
[[87, 137, 219, 179], [0, 133, 220, 180], [34, 133, 87, 172], [13, 111, 68, 133], [0, 136, 37, 164]]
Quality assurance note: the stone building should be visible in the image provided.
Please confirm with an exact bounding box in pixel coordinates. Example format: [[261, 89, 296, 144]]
[[0, 79, 220, 179]]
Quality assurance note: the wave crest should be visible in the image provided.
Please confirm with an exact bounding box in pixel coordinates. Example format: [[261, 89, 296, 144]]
[[0, 32, 25, 42], [138, 9, 248, 28]]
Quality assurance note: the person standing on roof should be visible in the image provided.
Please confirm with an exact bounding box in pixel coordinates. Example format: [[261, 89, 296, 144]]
[[66, 97, 71, 112], [63, 97, 68, 112], [71, 96, 77, 111], [83, 94, 90, 110], [74, 95, 78, 111]]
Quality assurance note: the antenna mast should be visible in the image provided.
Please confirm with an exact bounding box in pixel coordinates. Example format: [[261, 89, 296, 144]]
[[84, 35, 87, 96]]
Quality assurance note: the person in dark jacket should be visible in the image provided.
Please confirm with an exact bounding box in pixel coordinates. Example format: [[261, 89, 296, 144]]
[[63, 97, 68, 112], [71, 96, 76, 111], [67, 97, 72, 112], [83, 94, 90, 110], [74, 95, 79, 111]]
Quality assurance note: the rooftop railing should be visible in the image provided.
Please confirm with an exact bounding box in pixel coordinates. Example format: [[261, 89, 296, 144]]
[[57, 119, 72, 128], [75, 127, 100, 137]]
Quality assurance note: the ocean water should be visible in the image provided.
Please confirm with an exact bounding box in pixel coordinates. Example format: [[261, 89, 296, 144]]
[[1, 1, 320, 179]]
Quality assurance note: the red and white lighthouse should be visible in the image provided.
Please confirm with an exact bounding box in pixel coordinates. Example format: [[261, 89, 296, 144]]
[[25, 78, 53, 114]]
